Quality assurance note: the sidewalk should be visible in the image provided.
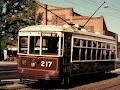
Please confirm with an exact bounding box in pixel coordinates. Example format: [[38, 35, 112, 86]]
[[111, 68, 120, 73], [0, 61, 17, 66]]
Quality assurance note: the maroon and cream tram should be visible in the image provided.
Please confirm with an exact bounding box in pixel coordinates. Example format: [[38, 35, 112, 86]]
[[17, 25, 117, 86]]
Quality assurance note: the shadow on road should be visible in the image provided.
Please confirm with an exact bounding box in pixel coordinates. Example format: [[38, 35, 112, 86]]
[[26, 73, 119, 89]]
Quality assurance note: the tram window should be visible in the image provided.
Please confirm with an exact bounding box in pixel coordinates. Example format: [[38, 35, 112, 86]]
[[74, 38, 80, 46], [92, 49, 96, 60], [80, 40, 83, 47], [102, 43, 106, 49], [19, 36, 28, 54], [87, 48, 91, 60], [72, 47, 80, 60], [81, 48, 86, 60], [88, 41, 92, 47], [29, 36, 40, 54], [111, 45, 116, 50], [107, 43, 110, 49], [93, 41, 97, 47], [98, 42, 101, 48], [81, 40, 86, 47], [102, 49, 106, 59], [35, 37, 40, 54], [42, 37, 59, 55], [97, 49, 101, 60], [106, 50, 110, 59], [111, 50, 116, 59]]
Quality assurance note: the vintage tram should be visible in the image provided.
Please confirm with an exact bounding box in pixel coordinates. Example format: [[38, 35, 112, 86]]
[[17, 25, 117, 86]]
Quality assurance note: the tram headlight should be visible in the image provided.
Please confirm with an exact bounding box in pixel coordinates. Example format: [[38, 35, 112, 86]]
[[21, 60, 27, 65], [31, 62, 36, 68]]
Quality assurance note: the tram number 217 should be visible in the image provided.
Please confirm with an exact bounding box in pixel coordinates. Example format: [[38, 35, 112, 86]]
[[41, 61, 53, 67]]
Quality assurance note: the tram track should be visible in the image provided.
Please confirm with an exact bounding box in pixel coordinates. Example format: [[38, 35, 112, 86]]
[[71, 73, 120, 90], [1, 72, 120, 90], [0, 79, 27, 90], [101, 84, 120, 90]]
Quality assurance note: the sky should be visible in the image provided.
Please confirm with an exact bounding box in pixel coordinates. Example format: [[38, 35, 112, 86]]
[[39, 0, 120, 41]]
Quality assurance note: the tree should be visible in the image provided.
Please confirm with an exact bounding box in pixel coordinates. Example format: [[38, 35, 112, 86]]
[[0, 0, 42, 50]]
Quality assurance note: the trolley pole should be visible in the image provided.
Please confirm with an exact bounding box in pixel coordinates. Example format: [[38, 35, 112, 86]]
[[83, 1, 106, 27]]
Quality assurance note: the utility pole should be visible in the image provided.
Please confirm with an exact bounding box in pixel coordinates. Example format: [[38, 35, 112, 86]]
[[45, 4, 47, 25], [36, 2, 71, 25]]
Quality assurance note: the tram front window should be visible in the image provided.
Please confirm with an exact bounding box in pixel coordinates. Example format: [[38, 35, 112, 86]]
[[19, 36, 28, 54], [42, 37, 59, 55], [19, 35, 62, 55]]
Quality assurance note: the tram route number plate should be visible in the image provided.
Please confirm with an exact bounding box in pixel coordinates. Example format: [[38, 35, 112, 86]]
[[41, 61, 53, 67]]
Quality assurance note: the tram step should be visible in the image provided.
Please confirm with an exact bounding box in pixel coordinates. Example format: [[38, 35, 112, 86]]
[[22, 79, 37, 85]]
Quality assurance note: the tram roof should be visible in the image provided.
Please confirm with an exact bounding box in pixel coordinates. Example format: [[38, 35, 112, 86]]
[[20, 25, 72, 32], [19, 25, 115, 40]]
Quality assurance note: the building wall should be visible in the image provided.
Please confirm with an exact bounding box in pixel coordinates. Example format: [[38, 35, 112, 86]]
[[36, 4, 106, 34], [118, 42, 120, 58]]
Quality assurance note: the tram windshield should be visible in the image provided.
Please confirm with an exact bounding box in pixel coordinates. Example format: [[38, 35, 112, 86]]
[[19, 32, 63, 56], [42, 36, 59, 55]]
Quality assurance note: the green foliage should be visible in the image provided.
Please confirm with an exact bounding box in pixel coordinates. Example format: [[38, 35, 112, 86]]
[[0, 0, 42, 50]]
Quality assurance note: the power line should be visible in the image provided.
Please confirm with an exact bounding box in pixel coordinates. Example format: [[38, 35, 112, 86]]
[[83, 1, 106, 27], [36, 0, 74, 25]]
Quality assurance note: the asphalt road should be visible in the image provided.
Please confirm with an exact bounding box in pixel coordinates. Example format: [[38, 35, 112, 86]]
[[0, 62, 19, 80]]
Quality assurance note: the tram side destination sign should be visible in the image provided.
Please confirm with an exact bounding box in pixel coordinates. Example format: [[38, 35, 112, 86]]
[[19, 31, 59, 37], [42, 32, 58, 37]]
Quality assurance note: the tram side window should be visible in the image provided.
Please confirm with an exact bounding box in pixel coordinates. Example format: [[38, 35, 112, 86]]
[[72, 47, 80, 60], [93, 41, 97, 47], [102, 49, 106, 59], [80, 39, 86, 47], [88, 41, 92, 47], [29, 36, 40, 54], [106, 50, 110, 59], [74, 38, 80, 46], [83, 40, 86, 47], [107, 43, 110, 49], [111, 50, 116, 59], [92, 49, 96, 60], [42, 37, 59, 55], [98, 42, 101, 48], [87, 48, 91, 60], [19, 36, 28, 54], [97, 49, 101, 60], [102, 43, 106, 49], [81, 48, 86, 60], [111, 45, 116, 59]]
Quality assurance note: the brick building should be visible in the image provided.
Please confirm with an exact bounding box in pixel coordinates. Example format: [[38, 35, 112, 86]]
[[36, 3, 116, 38], [35, 3, 119, 59], [118, 42, 120, 58]]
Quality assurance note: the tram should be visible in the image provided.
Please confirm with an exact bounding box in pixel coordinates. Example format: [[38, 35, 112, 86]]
[[17, 25, 117, 86]]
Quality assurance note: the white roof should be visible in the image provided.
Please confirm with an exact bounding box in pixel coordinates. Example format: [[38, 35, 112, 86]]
[[74, 29, 116, 41], [19, 25, 73, 32], [19, 25, 116, 41]]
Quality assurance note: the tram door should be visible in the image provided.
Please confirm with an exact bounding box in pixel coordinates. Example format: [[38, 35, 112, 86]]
[[62, 32, 72, 74]]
